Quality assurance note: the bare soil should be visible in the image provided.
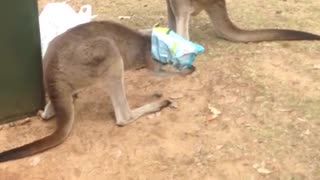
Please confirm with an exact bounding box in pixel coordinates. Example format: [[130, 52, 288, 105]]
[[1, 0, 320, 179]]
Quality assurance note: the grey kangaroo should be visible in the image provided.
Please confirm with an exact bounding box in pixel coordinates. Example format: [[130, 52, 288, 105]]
[[0, 21, 194, 162], [167, 0, 320, 41]]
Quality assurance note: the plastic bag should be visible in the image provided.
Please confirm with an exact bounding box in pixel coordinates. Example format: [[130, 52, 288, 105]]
[[39, 2, 97, 57], [151, 27, 205, 70]]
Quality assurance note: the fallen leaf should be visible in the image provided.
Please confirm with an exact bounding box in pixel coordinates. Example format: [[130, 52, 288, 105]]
[[216, 145, 224, 150], [118, 16, 131, 20], [206, 105, 222, 122], [207, 114, 219, 121], [18, 118, 31, 125], [304, 129, 311, 135], [252, 163, 260, 169], [169, 93, 184, 99], [169, 101, 178, 109], [208, 105, 221, 115], [297, 118, 307, 122], [257, 167, 272, 174], [30, 156, 41, 166], [277, 108, 292, 112], [312, 64, 320, 69], [153, 22, 160, 27], [115, 150, 122, 159]]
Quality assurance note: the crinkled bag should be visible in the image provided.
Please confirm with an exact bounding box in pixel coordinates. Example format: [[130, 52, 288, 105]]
[[151, 27, 205, 70]]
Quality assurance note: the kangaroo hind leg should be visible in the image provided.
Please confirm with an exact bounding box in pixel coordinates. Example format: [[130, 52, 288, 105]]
[[105, 56, 171, 126]]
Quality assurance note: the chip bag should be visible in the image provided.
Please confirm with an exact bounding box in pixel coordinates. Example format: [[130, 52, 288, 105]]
[[151, 27, 204, 70]]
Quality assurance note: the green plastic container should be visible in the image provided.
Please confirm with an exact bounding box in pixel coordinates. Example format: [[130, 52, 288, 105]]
[[0, 1, 45, 124]]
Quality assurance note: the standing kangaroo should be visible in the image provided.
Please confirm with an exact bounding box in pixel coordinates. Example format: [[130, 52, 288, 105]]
[[167, 0, 320, 41], [0, 21, 194, 162]]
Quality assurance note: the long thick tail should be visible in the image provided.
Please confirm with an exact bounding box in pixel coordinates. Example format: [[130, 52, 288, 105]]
[[0, 129, 68, 162], [0, 82, 74, 162], [205, 0, 320, 42]]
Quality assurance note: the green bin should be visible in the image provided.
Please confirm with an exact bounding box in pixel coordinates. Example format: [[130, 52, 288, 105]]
[[0, 1, 45, 124]]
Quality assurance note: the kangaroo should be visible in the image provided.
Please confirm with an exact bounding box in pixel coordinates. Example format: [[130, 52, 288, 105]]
[[0, 21, 194, 162], [166, 0, 320, 41]]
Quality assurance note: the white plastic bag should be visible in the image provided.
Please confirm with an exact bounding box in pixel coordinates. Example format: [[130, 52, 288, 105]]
[[39, 2, 97, 57]]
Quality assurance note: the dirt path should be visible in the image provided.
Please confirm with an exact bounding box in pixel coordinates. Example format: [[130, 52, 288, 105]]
[[1, 0, 320, 179]]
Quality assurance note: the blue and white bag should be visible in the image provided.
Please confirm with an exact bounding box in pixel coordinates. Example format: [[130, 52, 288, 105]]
[[151, 27, 205, 70]]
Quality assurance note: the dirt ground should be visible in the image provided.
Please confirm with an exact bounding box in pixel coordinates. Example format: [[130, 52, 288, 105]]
[[1, 0, 320, 179]]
